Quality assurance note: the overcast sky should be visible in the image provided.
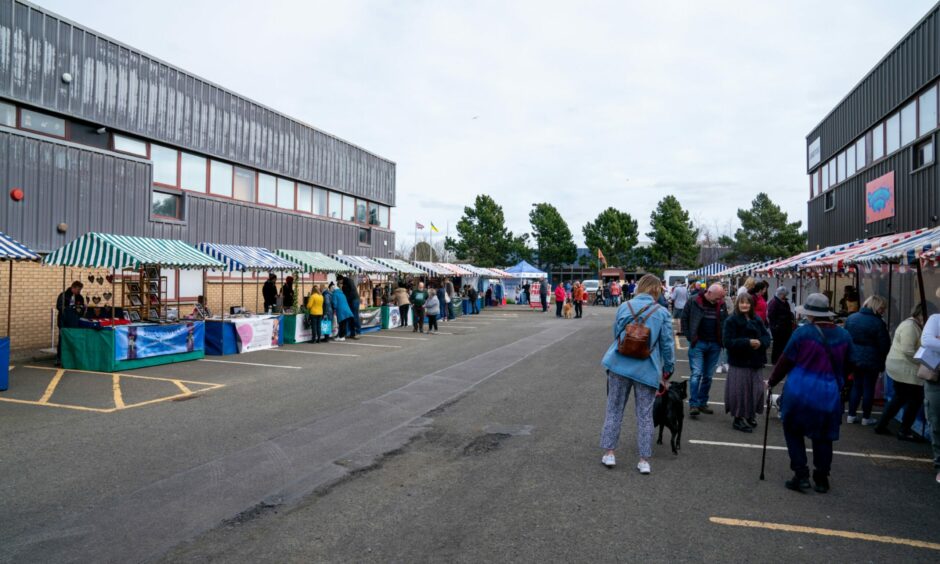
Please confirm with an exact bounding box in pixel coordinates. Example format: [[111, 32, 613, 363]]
[[39, 0, 937, 248]]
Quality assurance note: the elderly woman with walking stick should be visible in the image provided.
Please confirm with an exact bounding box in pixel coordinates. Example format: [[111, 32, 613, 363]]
[[767, 293, 854, 493]]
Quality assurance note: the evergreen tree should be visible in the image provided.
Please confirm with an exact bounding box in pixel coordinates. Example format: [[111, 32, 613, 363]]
[[529, 203, 577, 273], [445, 195, 530, 267], [719, 193, 806, 262], [647, 195, 700, 268], [581, 207, 639, 268]]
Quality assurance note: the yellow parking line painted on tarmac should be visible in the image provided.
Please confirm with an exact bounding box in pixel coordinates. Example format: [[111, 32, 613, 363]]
[[112, 374, 125, 409], [24, 365, 220, 388], [709, 517, 940, 551], [38, 369, 65, 404], [0, 396, 114, 412], [172, 379, 192, 394]]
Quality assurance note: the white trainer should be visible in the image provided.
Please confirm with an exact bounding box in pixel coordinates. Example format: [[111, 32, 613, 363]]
[[846, 415, 858, 424], [637, 460, 651, 474], [861, 417, 878, 426], [601, 453, 616, 468]]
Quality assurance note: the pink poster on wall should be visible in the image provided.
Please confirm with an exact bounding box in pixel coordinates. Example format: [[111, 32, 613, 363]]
[[865, 171, 895, 224]]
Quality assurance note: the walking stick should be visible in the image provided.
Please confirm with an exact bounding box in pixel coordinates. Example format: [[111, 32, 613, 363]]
[[759, 385, 773, 480]]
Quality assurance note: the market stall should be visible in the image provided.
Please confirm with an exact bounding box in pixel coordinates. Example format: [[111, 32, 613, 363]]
[[196, 243, 303, 353], [275, 249, 354, 341], [42, 233, 225, 372], [504, 260, 548, 309], [372, 258, 426, 327], [458, 264, 499, 312], [0, 232, 41, 390], [331, 254, 396, 333]]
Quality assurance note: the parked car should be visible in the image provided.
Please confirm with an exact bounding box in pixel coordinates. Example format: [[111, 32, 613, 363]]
[[582, 280, 601, 303]]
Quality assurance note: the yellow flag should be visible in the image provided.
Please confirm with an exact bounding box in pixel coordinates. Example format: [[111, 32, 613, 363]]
[[430, 222, 440, 233]]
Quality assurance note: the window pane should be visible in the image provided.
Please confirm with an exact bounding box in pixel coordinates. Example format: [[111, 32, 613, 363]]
[[380, 205, 390, 228], [151, 192, 179, 218], [233, 167, 255, 201], [113, 134, 148, 156], [872, 123, 884, 160], [886, 113, 900, 153], [276, 178, 295, 209], [810, 174, 817, 197], [368, 202, 380, 225], [828, 160, 836, 188], [209, 160, 233, 197], [921, 86, 938, 135], [20, 108, 65, 137], [901, 101, 916, 146], [356, 200, 367, 223], [846, 145, 856, 177], [359, 228, 371, 245], [328, 192, 342, 218], [258, 173, 277, 205], [0, 101, 14, 127], [821, 163, 829, 190], [343, 195, 355, 221], [915, 139, 934, 169], [856, 137, 866, 169], [150, 144, 178, 186], [180, 153, 207, 192], [313, 188, 327, 215], [836, 152, 846, 182], [297, 183, 312, 213]]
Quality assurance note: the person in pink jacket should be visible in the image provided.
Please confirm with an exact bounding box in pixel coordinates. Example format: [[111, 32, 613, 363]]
[[554, 284, 567, 317]]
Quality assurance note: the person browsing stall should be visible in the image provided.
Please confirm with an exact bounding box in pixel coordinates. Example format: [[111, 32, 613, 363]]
[[306, 286, 324, 344], [55, 281, 86, 366], [262, 273, 278, 313]]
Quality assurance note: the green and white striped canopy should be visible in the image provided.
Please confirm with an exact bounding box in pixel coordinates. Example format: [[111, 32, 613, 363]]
[[275, 249, 354, 274], [43, 233, 225, 270], [373, 257, 424, 275]]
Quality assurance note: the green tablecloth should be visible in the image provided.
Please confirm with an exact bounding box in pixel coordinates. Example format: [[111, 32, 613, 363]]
[[61, 327, 205, 372]]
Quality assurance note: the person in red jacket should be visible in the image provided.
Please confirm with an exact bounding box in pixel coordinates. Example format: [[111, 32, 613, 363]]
[[749, 280, 769, 325], [554, 283, 567, 317]]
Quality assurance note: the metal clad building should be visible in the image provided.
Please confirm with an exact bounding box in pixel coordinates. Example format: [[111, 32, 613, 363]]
[[806, 4, 940, 248], [0, 0, 395, 254]]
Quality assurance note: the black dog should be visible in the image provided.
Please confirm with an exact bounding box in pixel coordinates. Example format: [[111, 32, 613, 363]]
[[654, 380, 687, 454]]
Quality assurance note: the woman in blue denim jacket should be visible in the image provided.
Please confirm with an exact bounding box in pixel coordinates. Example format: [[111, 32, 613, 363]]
[[599, 274, 676, 474]]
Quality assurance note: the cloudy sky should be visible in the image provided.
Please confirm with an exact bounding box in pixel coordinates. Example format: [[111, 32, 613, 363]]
[[40, 0, 937, 247]]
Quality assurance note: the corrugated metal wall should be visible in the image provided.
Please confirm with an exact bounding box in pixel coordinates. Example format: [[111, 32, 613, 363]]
[[807, 146, 940, 248], [0, 0, 395, 206], [807, 6, 940, 166], [0, 128, 395, 255]]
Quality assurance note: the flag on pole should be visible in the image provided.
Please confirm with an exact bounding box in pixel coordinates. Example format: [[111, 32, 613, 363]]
[[415, 222, 425, 230], [597, 248, 607, 266], [430, 222, 440, 233]]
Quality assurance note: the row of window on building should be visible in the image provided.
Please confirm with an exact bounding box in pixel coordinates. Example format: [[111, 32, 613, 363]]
[[0, 100, 391, 231], [810, 83, 938, 199]]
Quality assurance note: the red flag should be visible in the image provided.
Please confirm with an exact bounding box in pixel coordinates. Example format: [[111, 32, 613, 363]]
[[597, 248, 607, 266], [415, 222, 425, 229]]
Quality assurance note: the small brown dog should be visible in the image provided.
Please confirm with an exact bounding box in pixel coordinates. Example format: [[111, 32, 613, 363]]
[[562, 300, 574, 319]]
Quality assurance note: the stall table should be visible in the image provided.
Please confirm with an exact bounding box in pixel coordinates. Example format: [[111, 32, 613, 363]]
[[205, 315, 284, 355], [61, 321, 205, 372]]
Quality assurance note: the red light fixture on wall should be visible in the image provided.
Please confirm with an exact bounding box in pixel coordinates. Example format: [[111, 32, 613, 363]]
[[9, 188, 23, 201]]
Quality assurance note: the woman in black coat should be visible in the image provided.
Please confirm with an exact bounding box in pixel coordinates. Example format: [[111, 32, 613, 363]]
[[723, 293, 771, 432]]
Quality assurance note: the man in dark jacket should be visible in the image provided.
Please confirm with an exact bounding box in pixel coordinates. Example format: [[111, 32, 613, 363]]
[[56, 281, 86, 366], [767, 286, 795, 364], [341, 275, 361, 339], [680, 283, 728, 416], [539, 281, 548, 312], [844, 296, 891, 425], [262, 273, 278, 313]]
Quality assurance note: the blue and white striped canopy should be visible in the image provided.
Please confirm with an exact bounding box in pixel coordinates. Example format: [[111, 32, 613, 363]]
[[0, 231, 39, 261], [331, 254, 396, 274], [689, 263, 728, 277], [197, 243, 302, 272]]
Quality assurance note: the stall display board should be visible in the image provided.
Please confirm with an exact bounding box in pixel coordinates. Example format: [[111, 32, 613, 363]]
[[205, 316, 284, 356], [59, 323, 205, 372], [0, 336, 9, 391], [360, 308, 382, 333], [382, 305, 399, 329], [283, 313, 313, 344], [115, 322, 203, 361]]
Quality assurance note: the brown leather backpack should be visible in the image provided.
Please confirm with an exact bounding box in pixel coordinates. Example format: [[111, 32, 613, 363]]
[[617, 302, 660, 359]]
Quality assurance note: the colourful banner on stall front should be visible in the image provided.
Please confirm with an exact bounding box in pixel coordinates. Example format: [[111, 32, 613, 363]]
[[230, 316, 280, 353], [294, 314, 313, 343], [115, 322, 204, 361]]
